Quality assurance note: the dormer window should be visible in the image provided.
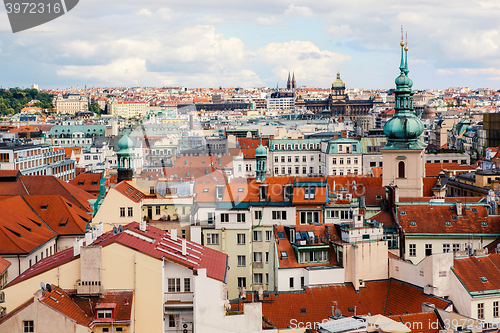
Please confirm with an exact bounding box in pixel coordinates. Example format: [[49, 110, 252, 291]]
[[215, 185, 224, 200], [259, 185, 268, 201], [97, 309, 113, 319]]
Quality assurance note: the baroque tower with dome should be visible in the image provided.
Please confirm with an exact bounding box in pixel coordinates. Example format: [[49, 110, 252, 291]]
[[381, 34, 427, 197]]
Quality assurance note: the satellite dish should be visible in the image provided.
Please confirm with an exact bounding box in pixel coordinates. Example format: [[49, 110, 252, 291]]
[[113, 226, 118, 235], [335, 308, 342, 318], [46, 284, 52, 292], [119, 225, 123, 233], [40, 282, 46, 291]]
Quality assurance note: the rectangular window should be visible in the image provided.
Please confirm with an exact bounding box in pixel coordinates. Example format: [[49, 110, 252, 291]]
[[347, 158, 351, 164], [254, 210, 262, 220], [340, 158, 344, 165], [309, 166, 314, 173], [237, 233, 246, 245], [295, 166, 299, 174], [184, 278, 191, 292], [274, 156, 278, 163], [289, 277, 294, 289], [302, 156, 307, 162], [120, 207, 125, 217], [97, 310, 113, 319], [253, 231, 262, 242], [302, 167, 306, 174], [168, 278, 181, 292], [295, 156, 299, 162], [332, 158, 336, 164], [207, 212, 215, 224], [453, 243, 460, 252], [443, 244, 450, 253], [266, 252, 269, 263], [169, 314, 177, 327], [425, 244, 432, 256], [206, 234, 219, 245], [237, 255, 246, 267], [275, 167, 279, 174], [265, 230, 272, 241], [288, 156, 292, 162], [253, 252, 262, 263], [409, 244, 416, 257], [156, 206, 160, 215], [494, 301, 499, 318], [238, 277, 246, 288], [254, 273, 263, 284], [478, 303, 484, 319], [220, 213, 229, 222], [23, 321, 34, 333], [354, 158, 358, 164], [127, 207, 133, 217], [281, 156, 285, 163], [288, 166, 292, 174], [237, 213, 246, 222]]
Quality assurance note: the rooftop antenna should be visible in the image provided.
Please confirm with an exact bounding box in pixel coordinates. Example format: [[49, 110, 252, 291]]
[[40, 282, 46, 291], [46, 284, 52, 292]]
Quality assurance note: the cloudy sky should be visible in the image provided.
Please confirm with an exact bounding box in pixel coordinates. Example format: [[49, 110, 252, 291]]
[[0, 0, 500, 90]]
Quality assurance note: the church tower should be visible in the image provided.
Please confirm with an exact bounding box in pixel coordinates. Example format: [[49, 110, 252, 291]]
[[292, 72, 296, 89], [117, 131, 135, 183], [287, 72, 292, 90], [381, 32, 426, 197], [255, 133, 267, 182]]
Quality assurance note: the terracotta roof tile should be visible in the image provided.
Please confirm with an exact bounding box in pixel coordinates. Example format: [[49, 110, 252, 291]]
[[0, 255, 10, 274], [113, 181, 147, 203], [261, 280, 450, 329], [388, 312, 442, 333], [452, 253, 500, 293], [0, 196, 57, 255], [40, 285, 93, 327]]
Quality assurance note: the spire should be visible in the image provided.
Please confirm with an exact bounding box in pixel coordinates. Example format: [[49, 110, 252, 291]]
[[382, 28, 425, 150], [404, 32, 409, 75]]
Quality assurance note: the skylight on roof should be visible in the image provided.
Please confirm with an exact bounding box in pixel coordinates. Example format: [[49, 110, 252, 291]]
[[446, 222, 452, 227], [280, 251, 288, 258], [238, 188, 244, 192], [410, 222, 417, 227], [481, 222, 488, 227], [202, 188, 209, 192], [473, 208, 478, 212], [452, 216, 457, 221], [480, 276, 488, 283], [400, 211, 406, 215], [278, 232, 285, 239]]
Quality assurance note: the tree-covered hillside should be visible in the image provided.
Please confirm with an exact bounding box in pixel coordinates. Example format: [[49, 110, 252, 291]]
[[0, 88, 54, 115]]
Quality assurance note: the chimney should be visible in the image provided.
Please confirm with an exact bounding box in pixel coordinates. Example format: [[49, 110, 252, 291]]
[[85, 230, 93, 246], [182, 238, 187, 256], [74, 238, 81, 257], [171, 229, 178, 241], [140, 219, 147, 232], [456, 200, 463, 216], [96, 222, 104, 237]]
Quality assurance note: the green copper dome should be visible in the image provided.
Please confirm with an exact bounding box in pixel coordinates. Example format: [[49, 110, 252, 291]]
[[332, 72, 345, 88], [382, 37, 426, 150], [118, 131, 134, 150], [255, 141, 267, 157]]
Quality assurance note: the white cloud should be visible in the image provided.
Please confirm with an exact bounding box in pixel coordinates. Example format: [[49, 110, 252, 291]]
[[256, 16, 280, 26], [256, 40, 351, 86], [137, 7, 173, 20], [284, 4, 314, 19], [436, 67, 500, 76], [327, 25, 352, 37]]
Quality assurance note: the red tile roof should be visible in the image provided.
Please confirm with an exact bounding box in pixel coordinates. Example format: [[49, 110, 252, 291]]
[[274, 225, 338, 269], [425, 163, 476, 177], [23, 195, 91, 236], [397, 204, 500, 235], [388, 312, 442, 333], [69, 172, 102, 196], [0, 175, 94, 212], [92, 222, 228, 282], [422, 177, 438, 196], [0, 196, 57, 256], [261, 280, 450, 329], [70, 290, 133, 325], [39, 285, 93, 327], [452, 253, 500, 293], [112, 181, 147, 203], [0, 255, 10, 274]]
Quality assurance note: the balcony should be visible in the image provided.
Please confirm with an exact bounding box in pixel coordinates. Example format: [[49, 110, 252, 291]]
[[164, 292, 193, 305]]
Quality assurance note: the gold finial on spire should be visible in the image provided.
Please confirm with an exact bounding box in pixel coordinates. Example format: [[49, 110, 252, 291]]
[[400, 26, 405, 47], [404, 32, 408, 51]]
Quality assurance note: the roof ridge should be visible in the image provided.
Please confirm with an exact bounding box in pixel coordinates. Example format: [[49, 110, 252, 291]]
[[21, 195, 56, 234], [383, 280, 391, 316]]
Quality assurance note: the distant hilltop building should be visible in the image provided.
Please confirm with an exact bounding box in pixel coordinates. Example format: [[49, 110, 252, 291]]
[[296, 71, 384, 120], [53, 93, 89, 115]]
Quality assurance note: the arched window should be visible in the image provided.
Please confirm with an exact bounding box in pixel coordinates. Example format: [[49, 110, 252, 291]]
[[398, 161, 405, 179]]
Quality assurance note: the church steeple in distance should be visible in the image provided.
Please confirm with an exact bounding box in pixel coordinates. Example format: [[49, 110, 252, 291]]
[[382, 28, 426, 150]]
